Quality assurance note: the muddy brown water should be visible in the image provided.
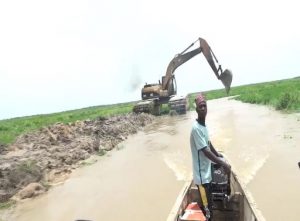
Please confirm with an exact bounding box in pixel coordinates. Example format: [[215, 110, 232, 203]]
[[1, 98, 300, 221]]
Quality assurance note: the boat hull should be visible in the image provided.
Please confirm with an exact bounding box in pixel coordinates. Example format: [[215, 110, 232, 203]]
[[167, 170, 264, 221]]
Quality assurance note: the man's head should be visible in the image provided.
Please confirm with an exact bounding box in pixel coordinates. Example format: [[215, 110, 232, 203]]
[[195, 93, 207, 119]]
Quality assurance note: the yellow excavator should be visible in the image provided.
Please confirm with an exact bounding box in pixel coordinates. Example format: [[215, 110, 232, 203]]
[[133, 37, 233, 115]]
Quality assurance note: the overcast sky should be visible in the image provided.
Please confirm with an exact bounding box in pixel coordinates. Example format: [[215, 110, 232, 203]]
[[0, 0, 299, 120]]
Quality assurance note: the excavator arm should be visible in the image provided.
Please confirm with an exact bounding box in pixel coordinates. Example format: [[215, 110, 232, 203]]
[[162, 38, 232, 93]]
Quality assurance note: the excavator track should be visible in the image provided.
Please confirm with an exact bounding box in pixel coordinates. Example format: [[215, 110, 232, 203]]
[[168, 95, 188, 115], [133, 99, 161, 115], [133, 96, 188, 116]]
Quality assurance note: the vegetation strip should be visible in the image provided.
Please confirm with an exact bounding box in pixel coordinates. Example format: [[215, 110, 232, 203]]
[[1, 77, 299, 147]]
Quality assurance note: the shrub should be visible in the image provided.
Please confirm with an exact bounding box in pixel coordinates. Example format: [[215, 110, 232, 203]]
[[276, 92, 300, 110]]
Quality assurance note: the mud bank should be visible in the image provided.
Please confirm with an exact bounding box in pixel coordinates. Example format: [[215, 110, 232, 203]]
[[0, 113, 154, 203]]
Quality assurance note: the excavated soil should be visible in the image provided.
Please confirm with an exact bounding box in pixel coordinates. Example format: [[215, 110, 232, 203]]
[[0, 113, 154, 202]]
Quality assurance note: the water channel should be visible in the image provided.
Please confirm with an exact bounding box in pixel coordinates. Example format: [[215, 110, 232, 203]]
[[2, 98, 300, 221]]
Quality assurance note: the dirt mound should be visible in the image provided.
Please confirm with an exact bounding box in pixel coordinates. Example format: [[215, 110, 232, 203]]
[[0, 113, 154, 202]]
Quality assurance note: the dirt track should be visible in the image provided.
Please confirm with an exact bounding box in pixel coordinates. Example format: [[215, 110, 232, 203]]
[[0, 113, 154, 202]]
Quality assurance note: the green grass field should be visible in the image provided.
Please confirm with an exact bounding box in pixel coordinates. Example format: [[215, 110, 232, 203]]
[[188, 77, 300, 111], [0, 77, 299, 147], [0, 103, 133, 145]]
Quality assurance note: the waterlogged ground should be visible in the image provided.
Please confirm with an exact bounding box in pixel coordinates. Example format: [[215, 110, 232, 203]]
[[1, 97, 300, 221]]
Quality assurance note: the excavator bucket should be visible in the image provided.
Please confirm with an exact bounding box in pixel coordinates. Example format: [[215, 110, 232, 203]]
[[219, 69, 232, 94]]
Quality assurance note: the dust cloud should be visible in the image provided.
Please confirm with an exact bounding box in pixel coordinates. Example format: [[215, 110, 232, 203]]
[[128, 65, 143, 92]]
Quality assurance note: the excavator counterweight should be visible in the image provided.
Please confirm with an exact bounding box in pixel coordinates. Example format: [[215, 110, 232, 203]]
[[133, 38, 232, 115]]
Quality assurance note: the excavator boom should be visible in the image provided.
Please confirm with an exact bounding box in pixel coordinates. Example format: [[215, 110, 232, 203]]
[[162, 38, 232, 94]]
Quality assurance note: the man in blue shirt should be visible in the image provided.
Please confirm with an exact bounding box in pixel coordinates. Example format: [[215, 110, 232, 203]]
[[190, 93, 231, 220]]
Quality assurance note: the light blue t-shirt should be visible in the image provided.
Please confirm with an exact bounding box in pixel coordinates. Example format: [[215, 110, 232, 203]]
[[190, 121, 212, 185]]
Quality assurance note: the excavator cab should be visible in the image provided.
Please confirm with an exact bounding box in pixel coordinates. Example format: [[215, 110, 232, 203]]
[[141, 76, 177, 101], [162, 75, 177, 96]]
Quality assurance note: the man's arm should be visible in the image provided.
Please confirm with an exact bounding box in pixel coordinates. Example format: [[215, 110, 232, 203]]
[[202, 147, 231, 172], [209, 142, 222, 157]]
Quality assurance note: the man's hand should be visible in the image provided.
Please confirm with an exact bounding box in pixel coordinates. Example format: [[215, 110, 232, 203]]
[[203, 148, 231, 173], [222, 162, 231, 174], [218, 156, 231, 173]]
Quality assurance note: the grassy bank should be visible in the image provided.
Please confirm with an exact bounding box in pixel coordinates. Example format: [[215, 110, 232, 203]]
[[0, 103, 133, 145], [1, 77, 299, 147], [188, 77, 300, 111]]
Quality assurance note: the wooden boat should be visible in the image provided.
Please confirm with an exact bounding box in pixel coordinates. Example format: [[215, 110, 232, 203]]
[[166, 166, 265, 221]]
